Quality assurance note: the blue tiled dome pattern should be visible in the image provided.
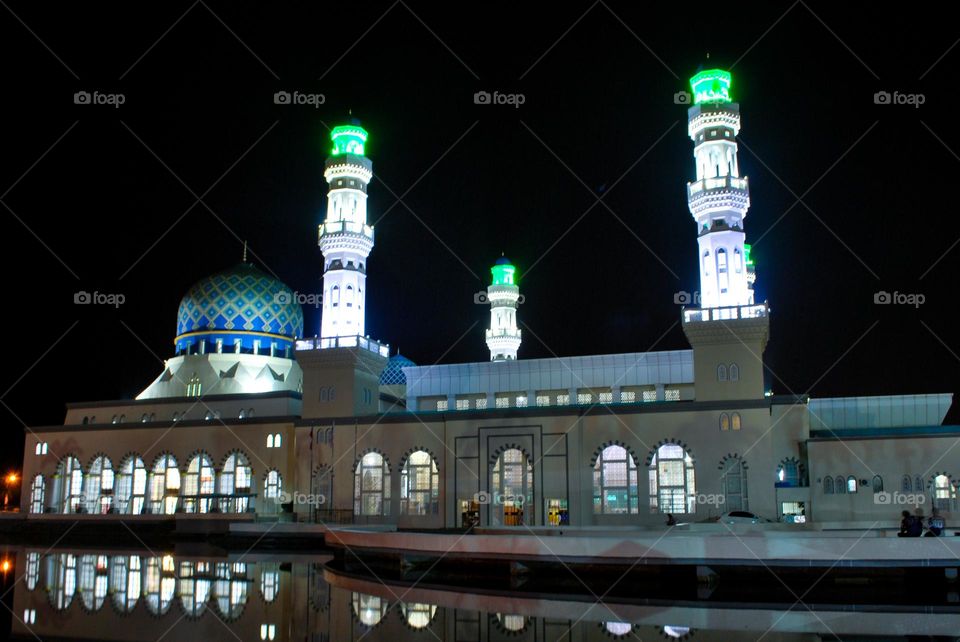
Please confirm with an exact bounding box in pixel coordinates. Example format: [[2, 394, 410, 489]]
[[379, 354, 416, 385], [176, 263, 304, 339]]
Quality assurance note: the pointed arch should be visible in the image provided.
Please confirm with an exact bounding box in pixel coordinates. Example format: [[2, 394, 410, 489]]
[[647, 440, 696, 514], [718, 454, 749, 511], [400, 449, 439, 516], [592, 441, 639, 514], [354, 450, 390, 516]]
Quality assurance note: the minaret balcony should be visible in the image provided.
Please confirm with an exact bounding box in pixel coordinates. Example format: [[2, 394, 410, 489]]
[[296, 334, 390, 357], [687, 177, 750, 218], [682, 302, 768, 324], [318, 221, 375, 252]]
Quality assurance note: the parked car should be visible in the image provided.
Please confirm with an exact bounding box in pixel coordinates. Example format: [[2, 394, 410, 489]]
[[716, 510, 771, 524]]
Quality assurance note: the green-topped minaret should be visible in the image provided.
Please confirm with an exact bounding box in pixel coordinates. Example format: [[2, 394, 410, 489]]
[[485, 256, 522, 361]]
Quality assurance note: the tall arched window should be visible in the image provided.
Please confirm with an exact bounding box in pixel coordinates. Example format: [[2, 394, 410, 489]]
[[823, 476, 835, 494], [183, 453, 215, 513], [703, 251, 711, 276], [847, 476, 858, 493], [345, 285, 355, 307], [401, 451, 439, 515], [731, 412, 742, 430], [934, 474, 956, 511], [352, 592, 388, 627], [331, 285, 340, 307], [777, 459, 799, 486], [213, 562, 248, 621], [649, 444, 696, 514], [47, 554, 77, 611], [717, 249, 729, 292], [915, 475, 925, 494], [29, 474, 45, 514], [719, 413, 730, 431], [110, 556, 142, 613], [729, 363, 740, 381], [492, 448, 533, 526], [835, 475, 847, 494], [219, 453, 252, 513], [734, 248, 743, 273], [720, 458, 748, 511], [312, 465, 333, 520], [78, 555, 108, 612], [355, 453, 390, 516], [592, 444, 638, 514], [717, 364, 727, 381], [260, 563, 280, 603], [901, 475, 912, 492], [116, 456, 147, 515], [83, 456, 114, 514], [179, 561, 212, 617], [402, 602, 437, 630], [872, 475, 884, 494], [265, 470, 282, 505], [149, 455, 180, 514], [55, 456, 84, 514]]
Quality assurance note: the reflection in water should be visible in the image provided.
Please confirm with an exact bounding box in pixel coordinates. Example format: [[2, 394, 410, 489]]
[[7, 547, 960, 642]]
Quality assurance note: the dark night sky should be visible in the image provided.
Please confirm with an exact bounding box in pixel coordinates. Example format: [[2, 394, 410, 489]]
[[2, 2, 959, 473]]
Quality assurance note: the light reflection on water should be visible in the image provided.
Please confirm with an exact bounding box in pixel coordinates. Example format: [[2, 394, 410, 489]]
[[5, 547, 960, 641]]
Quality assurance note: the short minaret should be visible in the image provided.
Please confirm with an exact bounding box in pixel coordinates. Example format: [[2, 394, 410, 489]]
[[319, 121, 374, 341], [686, 69, 753, 308], [485, 257, 521, 361]]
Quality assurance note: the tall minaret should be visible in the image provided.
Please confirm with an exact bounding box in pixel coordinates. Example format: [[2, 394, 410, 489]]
[[319, 121, 374, 341], [485, 257, 521, 361], [686, 69, 754, 308]]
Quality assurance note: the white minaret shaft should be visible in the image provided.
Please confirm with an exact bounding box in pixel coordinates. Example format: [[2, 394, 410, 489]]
[[686, 69, 753, 309], [485, 258, 521, 361], [319, 124, 374, 341]]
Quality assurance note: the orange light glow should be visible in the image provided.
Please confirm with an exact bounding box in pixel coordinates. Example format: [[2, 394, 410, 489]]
[[1, 559, 11, 573]]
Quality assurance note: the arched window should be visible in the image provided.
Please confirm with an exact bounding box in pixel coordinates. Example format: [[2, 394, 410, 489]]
[[25, 552, 40, 590], [110, 556, 142, 613], [592, 444, 638, 514], [902, 475, 912, 492], [734, 248, 743, 273], [717, 364, 727, 381], [116, 456, 147, 515], [915, 475, 924, 494], [729, 363, 740, 381], [83, 455, 113, 515], [934, 474, 956, 511], [149, 455, 180, 514], [47, 554, 77, 611], [352, 592, 388, 627], [29, 474, 45, 514], [731, 412, 742, 430], [55, 456, 84, 514], [345, 285, 355, 307], [331, 285, 340, 307], [144, 556, 176, 615], [872, 475, 884, 494], [264, 470, 282, 504], [354, 453, 390, 516], [186, 373, 201, 397], [78, 555, 108, 612], [492, 448, 533, 526], [649, 444, 696, 514], [777, 459, 799, 486], [717, 249, 729, 292], [720, 458, 748, 511], [219, 453, 252, 513], [604, 622, 633, 636], [847, 476, 858, 493], [214, 562, 248, 620], [260, 563, 280, 603], [401, 450, 439, 515], [183, 453, 215, 513], [719, 413, 730, 431], [312, 465, 333, 520], [179, 561, 212, 617], [835, 475, 847, 494], [495, 614, 527, 633], [401, 603, 437, 629], [703, 251, 711, 276], [823, 476, 835, 494]]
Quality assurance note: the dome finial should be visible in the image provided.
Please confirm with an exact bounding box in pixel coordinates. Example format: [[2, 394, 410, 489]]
[[242, 240, 248, 263]]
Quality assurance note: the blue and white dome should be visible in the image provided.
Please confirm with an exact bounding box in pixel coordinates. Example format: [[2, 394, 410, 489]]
[[174, 263, 304, 356], [379, 354, 416, 385]]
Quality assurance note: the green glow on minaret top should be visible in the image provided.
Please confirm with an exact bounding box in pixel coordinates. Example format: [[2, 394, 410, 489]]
[[690, 69, 732, 104], [744, 244, 754, 267], [330, 124, 368, 156], [491, 257, 516, 286]]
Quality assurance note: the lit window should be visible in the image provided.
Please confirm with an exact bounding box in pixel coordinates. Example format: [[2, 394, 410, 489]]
[[274, 433, 282, 447], [556, 394, 570, 405], [219, 453, 252, 513], [354, 452, 390, 516], [732, 412, 742, 430], [148, 454, 180, 515], [29, 474, 44, 514], [720, 413, 730, 431], [593, 444, 639, 514], [577, 393, 592, 404], [266, 434, 274, 448], [436, 400, 448, 411], [649, 443, 696, 514], [620, 391, 636, 403], [516, 395, 528, 407], [475, 398, 487, 410], [401, 450, 439, 515], [401, 602, 437, 629], [642, 390, 657, 402], [536, 395, 550, 407], [183, 453, 216, 513], [495, 397, 509, 409], [598, 392, 613, 404], [264, 470, 282, 503], [847, 476, 858, 493], [455, 399, 469, 410], [352, 593, 388, 627], [23, 609, 36, 625], [260, 624, 277, 640], [934, 474, 956, 511], [777, 459, 799, 486], [665, 389, 680, 401]]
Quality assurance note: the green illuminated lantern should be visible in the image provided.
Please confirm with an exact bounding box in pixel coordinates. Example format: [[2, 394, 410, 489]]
[[491, 258, 516, 286], [330, 124, 368, 156], [744, 244, 754, 267], [690, 69, 732, 105]]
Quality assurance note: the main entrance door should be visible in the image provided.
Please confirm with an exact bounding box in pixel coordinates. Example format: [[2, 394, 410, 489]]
[[491, 448, 533, 526]]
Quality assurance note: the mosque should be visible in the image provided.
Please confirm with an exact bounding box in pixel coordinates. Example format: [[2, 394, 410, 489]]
[[18, 69, 957, 529]]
